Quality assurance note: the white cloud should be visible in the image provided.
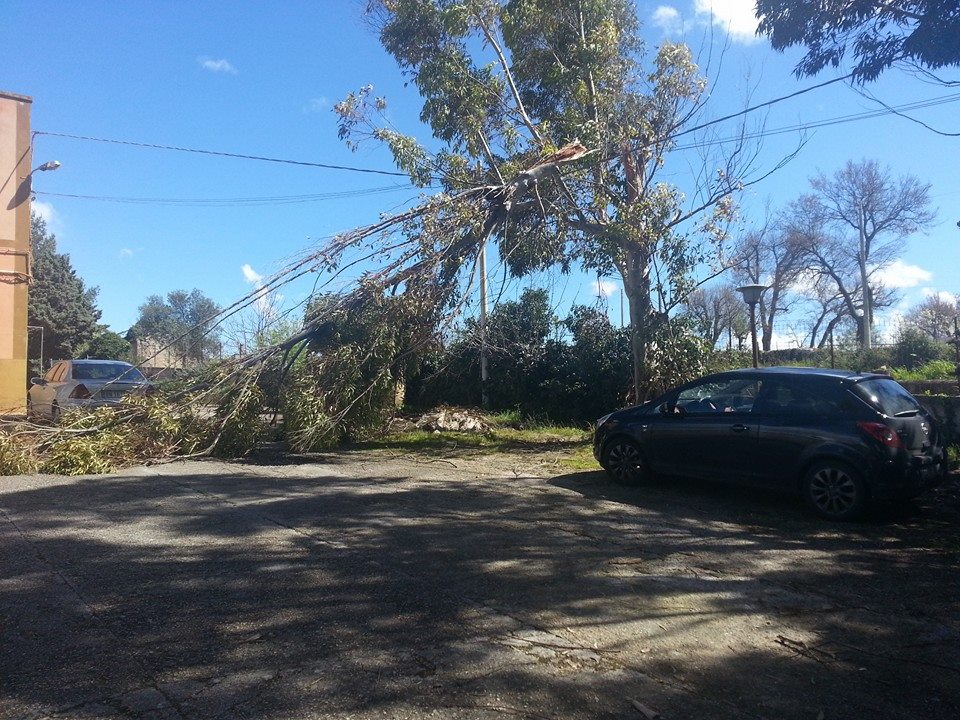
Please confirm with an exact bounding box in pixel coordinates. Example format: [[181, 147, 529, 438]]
[[241, 263, 282, 318], [694, 0, 761, 44], [198, 57, 237, 74], [32, 199, 57, 224], [241, 263, 263, 285], [652, 5, 684, 35], [305, 97, 329, 113], [920, 288, 957, 305], [31, 200, 66, 237], [592, 279, 620, 298], [119, 248, 134, 259], [872, 260, 932, 289]]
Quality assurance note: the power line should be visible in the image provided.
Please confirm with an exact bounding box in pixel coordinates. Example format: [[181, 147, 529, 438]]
[[672, 90, 960, 151], [34, 76, 858, 181], [35, 83, 958, 186], [33, 130, 413, 177], [34, 184, 415, 207], [673, 73, 856, 139]]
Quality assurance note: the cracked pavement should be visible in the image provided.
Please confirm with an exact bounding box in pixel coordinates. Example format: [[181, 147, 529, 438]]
[[1, 451, 958, 719]]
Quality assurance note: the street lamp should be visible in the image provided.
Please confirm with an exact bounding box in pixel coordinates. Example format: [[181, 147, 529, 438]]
[[10, 160, 61, 209], [737, 284, 768, 369], [32, 160, 61, 174]]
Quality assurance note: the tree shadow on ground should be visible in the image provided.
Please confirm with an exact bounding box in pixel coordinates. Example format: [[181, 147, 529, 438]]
[[1, 462, 958, 719]]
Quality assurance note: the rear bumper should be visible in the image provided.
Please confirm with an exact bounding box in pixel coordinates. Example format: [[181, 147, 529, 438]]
[[870, 451, 948, 500]]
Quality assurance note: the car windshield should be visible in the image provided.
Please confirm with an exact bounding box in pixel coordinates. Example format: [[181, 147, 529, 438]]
[[72, 363, 146, 382], [851, 378, 920, 416]]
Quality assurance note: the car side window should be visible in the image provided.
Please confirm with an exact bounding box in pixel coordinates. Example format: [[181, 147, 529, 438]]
[[755, 381, 843, 417], [676, 378, 762, 414]]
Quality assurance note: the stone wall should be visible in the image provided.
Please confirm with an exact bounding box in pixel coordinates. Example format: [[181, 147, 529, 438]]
[[915, 395, 960, 446]]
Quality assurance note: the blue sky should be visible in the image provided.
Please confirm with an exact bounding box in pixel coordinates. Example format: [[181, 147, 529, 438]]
[[5, 1, 958, 347]]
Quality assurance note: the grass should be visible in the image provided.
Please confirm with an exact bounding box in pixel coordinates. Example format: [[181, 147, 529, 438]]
[[357, 409, 600, 472]]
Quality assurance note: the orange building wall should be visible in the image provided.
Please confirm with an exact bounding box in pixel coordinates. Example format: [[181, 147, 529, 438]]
[[0, 91, 33, 416]]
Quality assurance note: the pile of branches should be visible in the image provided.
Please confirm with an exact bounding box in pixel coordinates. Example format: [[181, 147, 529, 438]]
[[1, 144, 591, 475]]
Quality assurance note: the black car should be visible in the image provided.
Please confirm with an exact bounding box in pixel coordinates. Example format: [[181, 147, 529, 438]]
[[593, 367, 947, 519]]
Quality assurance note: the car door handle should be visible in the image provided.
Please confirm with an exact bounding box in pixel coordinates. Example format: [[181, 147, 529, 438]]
[[730, 424, 749, 433]]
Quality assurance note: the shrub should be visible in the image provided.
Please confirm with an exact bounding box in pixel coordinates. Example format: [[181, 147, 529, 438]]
[[890, 359, 958, 382], [891, 328, 949, 369]]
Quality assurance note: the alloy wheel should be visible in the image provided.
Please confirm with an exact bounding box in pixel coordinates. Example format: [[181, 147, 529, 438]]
[[605, 440, 645, 484], [808, 465, 859, 517]]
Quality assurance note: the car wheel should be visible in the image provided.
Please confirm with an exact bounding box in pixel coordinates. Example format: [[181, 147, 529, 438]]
[[803, 460, 867, 520], [602, 437, 648, 485]]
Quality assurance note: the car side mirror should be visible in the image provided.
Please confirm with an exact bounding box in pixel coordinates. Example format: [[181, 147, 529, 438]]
[[30, 377, 45, 386]]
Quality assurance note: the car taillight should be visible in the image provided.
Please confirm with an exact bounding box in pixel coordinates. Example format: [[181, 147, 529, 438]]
[[857, 421, 904, 449], [69, 384, 91, 399]]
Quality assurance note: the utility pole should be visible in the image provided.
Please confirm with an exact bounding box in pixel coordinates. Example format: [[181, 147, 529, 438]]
[[858, 203, 873, 349], [479, 238, 489, 409]]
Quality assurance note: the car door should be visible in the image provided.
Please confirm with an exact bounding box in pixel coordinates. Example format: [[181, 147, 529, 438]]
[[752, 378, 849, 486], [646, 376, 763, 483], [32, 362, 66, 416]]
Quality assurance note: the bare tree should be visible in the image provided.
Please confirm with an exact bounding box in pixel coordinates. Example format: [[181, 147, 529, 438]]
[[222, 290, 294, 356], [683, 285, 747, 350], [789, 160, 935, 348], [905, 293, 959, 340], [733, 217, 806, 351]]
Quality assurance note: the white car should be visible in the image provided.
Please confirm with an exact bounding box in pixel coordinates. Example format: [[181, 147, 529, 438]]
[[28, 359, 152, 420]]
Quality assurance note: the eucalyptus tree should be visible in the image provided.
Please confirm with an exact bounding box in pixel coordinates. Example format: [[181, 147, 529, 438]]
[[757, 0, 960, 84], [337, 0, 793, 396]]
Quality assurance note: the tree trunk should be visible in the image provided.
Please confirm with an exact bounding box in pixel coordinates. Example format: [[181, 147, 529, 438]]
[[621, 246, 654, 402], [857, 204, 872, 349]]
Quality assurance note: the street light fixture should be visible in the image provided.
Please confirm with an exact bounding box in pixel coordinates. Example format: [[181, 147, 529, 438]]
[[32, 160, 61, 174], [736, 284, 768, 369]]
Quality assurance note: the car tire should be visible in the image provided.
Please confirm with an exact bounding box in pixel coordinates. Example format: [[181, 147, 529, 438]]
[[802, 460, 867, 520], [602, 437, 648, 486]]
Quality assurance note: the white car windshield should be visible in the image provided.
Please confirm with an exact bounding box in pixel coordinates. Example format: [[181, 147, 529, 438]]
[[72, 363, 146, 382]]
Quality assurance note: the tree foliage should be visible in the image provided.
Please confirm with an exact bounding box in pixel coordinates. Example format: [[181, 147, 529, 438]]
[[27, 214, 101, 363], [410, 289, 634, 423], [338, 0, 786, 398], [79, 330, 131, 360], [756, 0, 960, 83], [281, 290, 440, 450], [129, 289, 222, 363]]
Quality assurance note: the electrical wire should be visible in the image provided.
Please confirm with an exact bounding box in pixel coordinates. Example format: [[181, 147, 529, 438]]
[[36, 88, 960, 182], [33, 184, 418, 207], [672, 90, 960, 151], [32, 130, 412, 177]]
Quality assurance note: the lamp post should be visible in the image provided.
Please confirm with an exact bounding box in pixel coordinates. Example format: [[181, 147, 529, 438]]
[[736, 284, 768, 369]]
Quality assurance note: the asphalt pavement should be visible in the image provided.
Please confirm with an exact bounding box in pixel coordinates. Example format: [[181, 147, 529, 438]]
[[1, 452, 958, 719]]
